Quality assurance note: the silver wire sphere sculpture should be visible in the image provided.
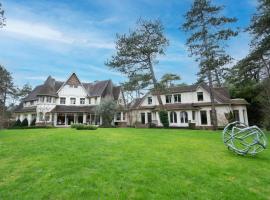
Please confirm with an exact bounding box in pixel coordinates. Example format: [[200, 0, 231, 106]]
[[223, 121, 267, 156]]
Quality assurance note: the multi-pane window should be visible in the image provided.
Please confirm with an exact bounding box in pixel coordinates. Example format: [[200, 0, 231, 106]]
[[47, 97, 52, 103], [180, 111, 188, 123], [141, 113, 146, 124], [80, 98, 85, 104], [166, 95, 172, 103], [116, 112, 121, 120], [200, 111, 207, 125], [197, 92, 204, 101], [174, 94, 181, 103], [233, 110, 240, 121], [148, 97, 152, 105], [192, 111, 196, 121], [170, 112, 177, 123], [40, 96, 45, 102], [70, 98, 76, 105], [60, 97, 66, 104], [147, 112, 152, 123]]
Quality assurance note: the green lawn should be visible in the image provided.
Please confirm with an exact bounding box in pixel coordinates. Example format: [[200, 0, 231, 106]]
[[0, 128, 269, 200]]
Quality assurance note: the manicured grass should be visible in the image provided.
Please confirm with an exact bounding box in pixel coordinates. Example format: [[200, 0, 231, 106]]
[[0, 128, 269, 200]]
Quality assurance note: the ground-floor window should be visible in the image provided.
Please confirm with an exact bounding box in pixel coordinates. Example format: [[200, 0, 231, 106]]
[[116, 112, 121, 121], [180, 111, 188, 123], [147, 112, 152, 123], [233, 110, 240, 121], [200, 111, 207, 125], [170, 112, 177, 123], [141, 113, 145, 124], [192, 111, 196, 121]]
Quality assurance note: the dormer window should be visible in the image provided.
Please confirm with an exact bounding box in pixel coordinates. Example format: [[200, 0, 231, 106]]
[[148, 97, 152, 105], [70, 98, 76, 105], [174, 94, 181, 103], [166, 95, 172, 103], [197, 92, 204, 101]]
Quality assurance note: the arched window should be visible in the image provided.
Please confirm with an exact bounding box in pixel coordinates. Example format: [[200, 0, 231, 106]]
[[170, 112, 177, 123], [180, 111, 188, 123]]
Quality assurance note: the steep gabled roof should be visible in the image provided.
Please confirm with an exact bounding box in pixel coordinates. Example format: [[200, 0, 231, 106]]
[[82, 80, 111, 97], [113, 86, 121, 100], [21, 73, 121, 103]]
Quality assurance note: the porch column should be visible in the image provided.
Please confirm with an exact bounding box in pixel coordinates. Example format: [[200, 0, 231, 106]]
[[74, 113, 76, 124], [100, 116, 102, 125], [27, 113, 32, 126], [65, 114, 67, 126], [54, 113, 57, 126], [49, 113, 52, 123], [83, 113, 87, 124]]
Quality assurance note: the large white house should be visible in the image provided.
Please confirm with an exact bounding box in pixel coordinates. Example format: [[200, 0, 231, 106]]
[[15, 73, 249, 128], [128, 83, 249, 128], [15, 73, 126, 126]]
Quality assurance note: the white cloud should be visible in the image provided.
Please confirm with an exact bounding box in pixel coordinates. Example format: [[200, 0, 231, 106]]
[[3, 19, 114, 49]]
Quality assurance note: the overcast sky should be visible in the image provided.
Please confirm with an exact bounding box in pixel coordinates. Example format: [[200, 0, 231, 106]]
[[0, 0, 257, 87]]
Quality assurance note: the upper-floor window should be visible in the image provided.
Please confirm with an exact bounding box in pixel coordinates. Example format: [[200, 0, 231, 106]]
[[80, 98, 85, 105], [69, 85, 78, 88], [60, 97, 66, 104], [95, 97, 98, 104], [118, 99, 123, 104], [40, 96, 45, 103], [53, 98, 56, 103], [70, 98, 76, 105], [47, 97, 52, 103], [174, 94, 181, 103], [166, 95, 172, 103], [197, 92, 204, 101], [30, 101, 34, 106], [148, 97, 152, 105]]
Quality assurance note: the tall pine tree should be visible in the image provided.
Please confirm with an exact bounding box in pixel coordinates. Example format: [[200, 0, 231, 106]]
[[106, 19, 169, 108], [182, 0, 238, 129]]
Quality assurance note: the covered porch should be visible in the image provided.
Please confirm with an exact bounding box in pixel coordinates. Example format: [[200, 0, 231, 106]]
[[53, 112, 101, 126]]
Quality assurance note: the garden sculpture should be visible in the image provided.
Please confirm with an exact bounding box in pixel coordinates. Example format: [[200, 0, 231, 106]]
[[223, 121, 267, 155]]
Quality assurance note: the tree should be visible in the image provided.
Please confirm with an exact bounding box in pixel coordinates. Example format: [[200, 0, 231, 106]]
[[0, 2, 5, 28], [160, 73, 181, 88], [106, 19, 169, 109], [227, 0, 270, 128], [13, 83, 33, 103], [182, 0, 238, 129], [0, 65, 16, 128], [96, 97, 117, 127]]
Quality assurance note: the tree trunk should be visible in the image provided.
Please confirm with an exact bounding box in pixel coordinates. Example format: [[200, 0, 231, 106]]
[[214, 68, 222, 87], [148, 57, 164, 109], [207, 70, 218, 130]]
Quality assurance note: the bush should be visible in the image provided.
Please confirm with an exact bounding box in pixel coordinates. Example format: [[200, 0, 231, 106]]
[[30, 118, 36, 126], [76, 125, 98, 130], [21, 118, 29, 127], [13, 119, 21, 127], [159, 110, 169, 128], [149, 122, 157, 128], [71, 123, 84, 129]]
